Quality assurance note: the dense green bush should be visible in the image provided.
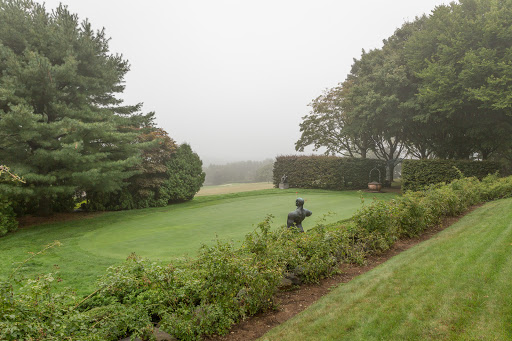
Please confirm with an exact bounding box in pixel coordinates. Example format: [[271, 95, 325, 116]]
[[0, 165, 22, 236], [273, 155, 386, 190], [166, 144, 206, 203], [0, 198, 17, 236], [402, 159, 500, 192], [86, 143, 205, 211], [2, 175, 512, 340]]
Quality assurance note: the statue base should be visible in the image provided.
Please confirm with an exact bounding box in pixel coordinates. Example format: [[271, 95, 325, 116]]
[[279, 183, 289, 189]]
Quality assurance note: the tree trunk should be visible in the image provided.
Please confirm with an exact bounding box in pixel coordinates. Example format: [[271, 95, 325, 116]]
[[37, 196, 52, 217], [387, 162, 395, 183]]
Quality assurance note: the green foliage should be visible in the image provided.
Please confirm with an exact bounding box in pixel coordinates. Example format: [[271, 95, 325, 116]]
[[351, 175, 505, 254], [273, 155, 386, 190], [0, 198, 17, 236], [299, 0, 512, 166], [263, 198, 512, 341], [126, 128, 178, 208], [402, 159, 501, 191], [479, 173, 512, 201], [0, 0, 155, 215], [2, 175, 512, 340], [0, 165, 23, 236], [295, 85, 372, 159], [405, 0, 512, 160], [244, 216, 340, 284], [165, 143, 205, 203], [86, 128, 179, 211]]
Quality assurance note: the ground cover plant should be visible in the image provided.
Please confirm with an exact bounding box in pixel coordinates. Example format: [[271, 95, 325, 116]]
[[1, 174, 512, 340], [0, 189, 394, 294], [261, 197, 512, 341]]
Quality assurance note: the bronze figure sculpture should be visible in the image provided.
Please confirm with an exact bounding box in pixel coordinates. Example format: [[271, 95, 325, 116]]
[[286, 197, 312, 232]]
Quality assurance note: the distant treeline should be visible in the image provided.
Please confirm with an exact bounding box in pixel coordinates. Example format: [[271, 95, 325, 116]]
[[204, 159, 274, 185]]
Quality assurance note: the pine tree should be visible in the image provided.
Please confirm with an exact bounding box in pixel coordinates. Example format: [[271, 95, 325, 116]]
[[0, 1, 153, 215]]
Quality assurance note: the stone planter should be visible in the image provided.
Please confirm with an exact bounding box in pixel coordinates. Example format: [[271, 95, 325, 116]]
[[279, 182, 289, 189], [368, 181, 382, 192]]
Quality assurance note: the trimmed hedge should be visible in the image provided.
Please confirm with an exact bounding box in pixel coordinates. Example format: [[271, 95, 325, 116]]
[[402, 159, 500, 192], [273, 155, 387, 190]]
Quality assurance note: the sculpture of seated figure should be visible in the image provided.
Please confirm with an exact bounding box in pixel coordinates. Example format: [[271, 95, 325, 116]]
[[286, 197, 312, 232]]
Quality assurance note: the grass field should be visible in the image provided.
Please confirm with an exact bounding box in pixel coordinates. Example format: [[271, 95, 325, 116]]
[[261, 198, 512, 341], [197, 182, 274, 196], [0, 188, 396, 294]]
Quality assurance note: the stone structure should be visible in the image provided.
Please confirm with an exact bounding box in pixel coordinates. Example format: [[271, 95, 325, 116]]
[[279, 174, 289, 189]]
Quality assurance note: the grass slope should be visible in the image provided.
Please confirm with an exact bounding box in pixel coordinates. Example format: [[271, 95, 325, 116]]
[[0, 189, 395, 294], [261, 198, 512, 341]]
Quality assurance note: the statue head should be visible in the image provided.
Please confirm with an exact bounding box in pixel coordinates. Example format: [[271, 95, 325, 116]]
[[296, 197, 304, 207]]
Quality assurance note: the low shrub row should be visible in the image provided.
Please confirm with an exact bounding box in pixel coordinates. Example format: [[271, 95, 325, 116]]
[[2, 174, 512, 340], [273, 155, 386, 190], [401, 159, 501, 192]]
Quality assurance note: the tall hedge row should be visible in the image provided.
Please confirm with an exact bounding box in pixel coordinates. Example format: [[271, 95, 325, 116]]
[[273, 155, 387, 190], [402, 159, 501, 192]]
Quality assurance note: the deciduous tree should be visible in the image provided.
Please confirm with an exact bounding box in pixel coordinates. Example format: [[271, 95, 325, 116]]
[[295, 85, 372, 158], [404, 0, 512, 160]]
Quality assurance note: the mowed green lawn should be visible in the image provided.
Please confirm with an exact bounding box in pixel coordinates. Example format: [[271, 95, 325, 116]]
[[196, 182, 274, 196], [0, 188, 396, 294], [261, 198, 512, 341]]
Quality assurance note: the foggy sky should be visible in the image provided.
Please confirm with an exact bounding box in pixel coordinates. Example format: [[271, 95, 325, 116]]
[[38, 0, 448, 165]]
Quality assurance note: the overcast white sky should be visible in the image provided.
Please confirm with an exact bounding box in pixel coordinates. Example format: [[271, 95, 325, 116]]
[[38, 0, 448, 165]]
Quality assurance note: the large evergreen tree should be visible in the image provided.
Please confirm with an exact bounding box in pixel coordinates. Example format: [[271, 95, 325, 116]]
[[0, 1, 153, 214]]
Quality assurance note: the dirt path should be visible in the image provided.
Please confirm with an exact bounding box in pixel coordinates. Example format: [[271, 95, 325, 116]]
[[204, 205, 482, 341]]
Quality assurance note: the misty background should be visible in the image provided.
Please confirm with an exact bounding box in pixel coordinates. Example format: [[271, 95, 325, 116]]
[[38, 0, 447, 165]]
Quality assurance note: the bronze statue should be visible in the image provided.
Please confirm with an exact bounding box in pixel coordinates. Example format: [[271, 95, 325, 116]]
[[287, 197, 312, 232]]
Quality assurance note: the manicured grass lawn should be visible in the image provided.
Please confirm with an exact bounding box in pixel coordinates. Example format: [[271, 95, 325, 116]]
[[0, 188, 396, 294], [261, 198, 512, 341], [196, 182, 274, 196]]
